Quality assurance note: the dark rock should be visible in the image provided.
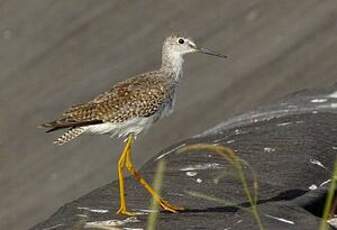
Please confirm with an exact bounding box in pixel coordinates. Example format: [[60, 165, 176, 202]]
[[31, 85, 337, 229]]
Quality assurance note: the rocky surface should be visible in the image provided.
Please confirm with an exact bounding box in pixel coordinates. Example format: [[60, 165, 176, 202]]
[[31, 86, 337, 229]]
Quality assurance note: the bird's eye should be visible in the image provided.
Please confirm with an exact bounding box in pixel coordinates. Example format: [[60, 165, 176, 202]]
[[178, 38, 184, 44]]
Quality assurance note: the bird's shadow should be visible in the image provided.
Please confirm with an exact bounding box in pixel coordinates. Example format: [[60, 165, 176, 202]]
[[164, 189, 307, 214]]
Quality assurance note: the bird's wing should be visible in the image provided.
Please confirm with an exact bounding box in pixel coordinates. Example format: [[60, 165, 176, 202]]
[[41, 73, 170, 132]]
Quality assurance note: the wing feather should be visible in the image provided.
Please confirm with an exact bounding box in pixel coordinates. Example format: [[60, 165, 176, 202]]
[[40, 72, 171, 132]]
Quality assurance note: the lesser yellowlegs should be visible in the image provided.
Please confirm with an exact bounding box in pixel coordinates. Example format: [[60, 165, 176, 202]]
[[41, 34, 226, 215]]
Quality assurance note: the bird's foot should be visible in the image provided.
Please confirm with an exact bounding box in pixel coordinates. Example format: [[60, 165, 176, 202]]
[[116, 207, 139, 216], [159, 199, 184, 213]]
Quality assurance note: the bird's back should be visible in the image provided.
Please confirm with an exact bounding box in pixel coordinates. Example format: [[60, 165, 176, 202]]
[[41, 70, 177, 144]]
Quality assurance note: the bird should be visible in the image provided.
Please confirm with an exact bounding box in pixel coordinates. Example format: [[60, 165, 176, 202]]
[[40, 34, 227, 215]]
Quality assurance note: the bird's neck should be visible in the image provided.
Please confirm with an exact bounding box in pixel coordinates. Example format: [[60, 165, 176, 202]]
[[161, 51, 184, 82]]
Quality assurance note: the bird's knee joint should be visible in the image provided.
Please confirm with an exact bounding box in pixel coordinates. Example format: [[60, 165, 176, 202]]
[[118, 158, 125, 167]]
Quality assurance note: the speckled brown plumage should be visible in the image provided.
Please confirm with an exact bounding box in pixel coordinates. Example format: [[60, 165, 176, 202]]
[[54, 127, 86, 145], [41, 71, 175, 131]]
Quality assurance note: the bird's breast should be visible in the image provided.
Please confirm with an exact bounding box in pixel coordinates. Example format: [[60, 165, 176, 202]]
[[158, 87, 177, 119]]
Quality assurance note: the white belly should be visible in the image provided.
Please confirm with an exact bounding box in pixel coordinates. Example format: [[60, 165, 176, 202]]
[[85, 117, 156, 139]]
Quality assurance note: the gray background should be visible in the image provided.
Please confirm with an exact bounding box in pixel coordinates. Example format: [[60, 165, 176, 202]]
[[0, 1, 337, 229]]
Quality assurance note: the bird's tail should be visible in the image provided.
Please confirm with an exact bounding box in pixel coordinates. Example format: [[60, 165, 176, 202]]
[[39, 121, 62, 133], [54, 127, 86, 145]]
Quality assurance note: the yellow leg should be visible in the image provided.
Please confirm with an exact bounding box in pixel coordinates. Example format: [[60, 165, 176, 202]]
[[124, 134, 184, 213], [116, 135, 137, 215]]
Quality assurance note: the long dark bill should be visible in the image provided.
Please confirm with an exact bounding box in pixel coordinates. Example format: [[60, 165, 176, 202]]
[[198, 47, 227, 59]]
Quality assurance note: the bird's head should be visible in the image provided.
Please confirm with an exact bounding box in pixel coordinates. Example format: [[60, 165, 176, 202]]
[[162, 34, 227, 59]]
